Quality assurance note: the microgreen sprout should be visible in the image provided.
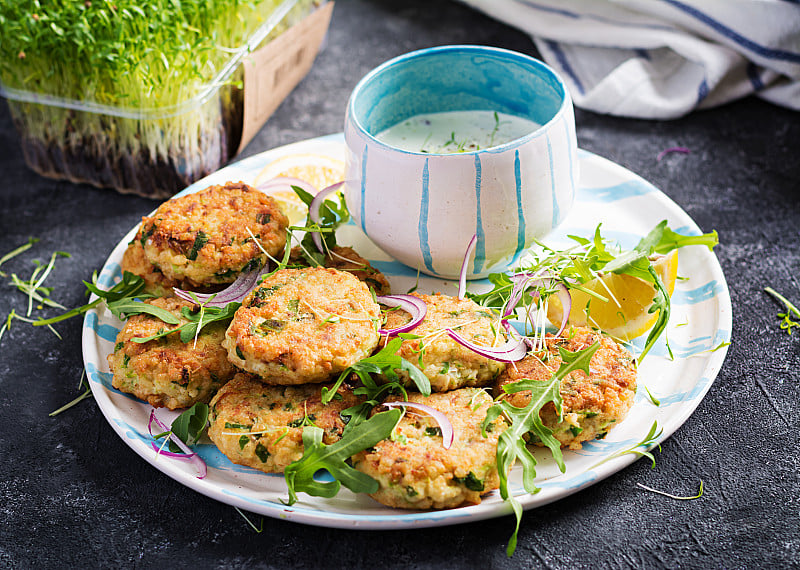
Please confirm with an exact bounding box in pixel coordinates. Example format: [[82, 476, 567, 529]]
[[764, 287, 800, 335], [0, 237, 39, 277], [590, 421, 663, 470], [636, 479, 704, 500], [234, 507, 264, 533], [50, 369, 93, 417], [643, 385, 661, 406]]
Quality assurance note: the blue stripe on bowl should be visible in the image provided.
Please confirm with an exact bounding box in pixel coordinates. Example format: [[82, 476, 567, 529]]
[[360, 144, 368, 235], [547, 132, 559, 229], [418, 158, 435, 274], [473, 154, 486, 274], [513, 150, 527, 256]]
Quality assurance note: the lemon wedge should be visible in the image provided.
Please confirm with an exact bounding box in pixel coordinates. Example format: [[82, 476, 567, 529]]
[[546, 250, 679, 341], [253, 153, 346, 225]]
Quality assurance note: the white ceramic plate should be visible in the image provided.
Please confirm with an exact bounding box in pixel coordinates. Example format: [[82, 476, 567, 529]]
[[82, 133, 731, 529]]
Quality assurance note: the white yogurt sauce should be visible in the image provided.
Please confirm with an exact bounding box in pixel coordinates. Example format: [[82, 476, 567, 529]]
[[375, 110, 539, 154]]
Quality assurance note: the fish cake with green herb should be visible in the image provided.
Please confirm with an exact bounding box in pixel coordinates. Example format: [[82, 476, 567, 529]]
[[224, 267, 381, 384], [289, 245, 392, 295], [351, 387, 508, 509], [208, 372, 364, 473], [381, 293, 506, 392], [494, 326, 637, 449], [132, 181, 289, 289], [107, 297, 237, 409]]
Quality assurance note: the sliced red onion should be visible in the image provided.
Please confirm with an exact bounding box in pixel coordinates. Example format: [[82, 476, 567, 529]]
[[458, 234, 478, 299], [553, 281, 572, 337], [173, 267, 268, 307], [656, 147, 690, 161], [148, 409, 207, 479], [382, 401, 454, 449], [309, 181, 344, 253], [255, 175, 318, 197], [377, 294, 427, 336], [446, 328, 528, 362]]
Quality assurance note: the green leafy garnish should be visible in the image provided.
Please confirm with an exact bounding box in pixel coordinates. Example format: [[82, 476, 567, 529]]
[[764, 287, 800, 335], [482, 342, 600, 557], [34, 271, 147, 326], [320, 337, 431, 408], [291, 185, 350, 265], [234, 507, 264, 533], [283, 409, 402, 505], [131, 302, 241, 344], [161, 402, 209, 453]]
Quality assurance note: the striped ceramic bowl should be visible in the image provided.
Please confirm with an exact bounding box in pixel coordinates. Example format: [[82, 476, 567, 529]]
[[344, 45, 578, 279]]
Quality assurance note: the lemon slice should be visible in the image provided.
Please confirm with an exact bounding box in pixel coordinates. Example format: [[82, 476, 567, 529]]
[[546, 250, 679, 340], [253, 153, 345, 225]]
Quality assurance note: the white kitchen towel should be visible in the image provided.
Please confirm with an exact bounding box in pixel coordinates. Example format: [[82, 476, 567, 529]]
[[460, 0, 800, 118]]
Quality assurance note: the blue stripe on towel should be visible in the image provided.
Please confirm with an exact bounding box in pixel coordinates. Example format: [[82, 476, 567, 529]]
[[418, 158, 434, 274], [665, 0, 800, 63], [747, 62, 764, 90], [543, 40, 586, 94], [473, 154, 486, 274]]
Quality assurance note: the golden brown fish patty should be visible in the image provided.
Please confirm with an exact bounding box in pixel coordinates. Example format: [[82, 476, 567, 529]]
[[494, 326, 637, 449], [289, 245, 392, 295], [208, 373, 364, 473], [351, 388, 508, 509], [223, 267, 381, 384], [107, 297, 237, 409], [381, 293, 506, 392], [133, 181, 288, 289]]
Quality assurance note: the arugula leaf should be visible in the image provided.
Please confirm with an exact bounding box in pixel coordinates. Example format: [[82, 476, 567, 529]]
[[484, 342, 600, 557], [131, 302, 241, 344], [34, 271, 147, 326], [171, 402, 209, 450], [321, 337, 431, 406], [291, 185, 350, 264], [283, 408, 402, 505], [105, 298, 181, 323]]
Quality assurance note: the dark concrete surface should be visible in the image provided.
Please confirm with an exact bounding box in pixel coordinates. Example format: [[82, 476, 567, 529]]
[[1, 1, 798, 568]]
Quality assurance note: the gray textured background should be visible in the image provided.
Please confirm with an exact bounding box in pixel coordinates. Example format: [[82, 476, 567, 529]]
[[1, 1, 798, 568]]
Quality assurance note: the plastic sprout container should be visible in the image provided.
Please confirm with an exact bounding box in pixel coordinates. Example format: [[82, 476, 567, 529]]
[[0, 0, 330, 198]]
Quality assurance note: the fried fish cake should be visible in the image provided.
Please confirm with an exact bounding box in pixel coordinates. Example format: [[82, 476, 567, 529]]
[[132, 181, 288, 289], [494, 326, 637, 449], [223, 267, 381, 385], [288, 245, 391, 295], [207, 373, 364, 473], [351, 388, 508, 509], [381, 293, 506, 392], [107, 297, 236, 409]]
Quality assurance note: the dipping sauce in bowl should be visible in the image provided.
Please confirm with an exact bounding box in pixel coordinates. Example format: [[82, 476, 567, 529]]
[[344, 45, 577, 279], [376, 111, 540, 154]]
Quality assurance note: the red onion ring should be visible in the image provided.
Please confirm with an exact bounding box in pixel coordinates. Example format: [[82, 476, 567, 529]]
[[377, 294, 427, 336], [148, 409, 207, 479], [656, 147, 690, 161], [255, 175, 318, 197], [309, 181, 344, 254], [446, 328, 528, 362], [173, 267, 269, 307], [458, 234, 478, 299], [553, 281, 572, 337], [382, 401, 454, 449]]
